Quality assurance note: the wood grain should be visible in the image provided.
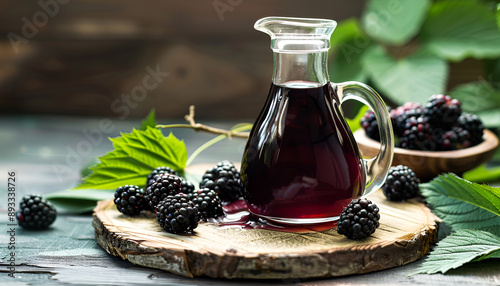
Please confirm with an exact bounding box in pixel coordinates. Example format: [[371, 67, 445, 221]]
[[93, 190, 439, 280]]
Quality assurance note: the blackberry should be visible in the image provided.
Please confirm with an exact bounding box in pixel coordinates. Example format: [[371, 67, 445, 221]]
[[156, 193, 200, 234], [114, 185, 148, 216], [360, 107, 392, 141], [189, 188, 224, 220], [146, 174, 182, 209], [361, 110, 379, 141], [180, 178, 195, 194], [437, 127, 471, 151], [337, 198, 380, 240], [390, 102, 424, 136], [424, 94, 462, 128], [200, 161, 244, 202], [146, 167, 195, 199], [16, 194, 57, 230], [458, 113, 484, 146], [398, 116, 437, 151], [146, 166, 178, 189], [382, 165, 420, 201]]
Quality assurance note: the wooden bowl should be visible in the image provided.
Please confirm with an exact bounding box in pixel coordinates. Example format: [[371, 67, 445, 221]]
[[353, 129, 499, 181]]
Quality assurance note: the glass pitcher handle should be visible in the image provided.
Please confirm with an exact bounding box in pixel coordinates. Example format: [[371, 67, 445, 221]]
[[333, 81, 394, 196]]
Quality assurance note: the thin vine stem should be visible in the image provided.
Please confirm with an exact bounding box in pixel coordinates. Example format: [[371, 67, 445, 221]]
[[186, 124, 253, 166], [155, 105, 253, 166], [156, 105, 250, 139]]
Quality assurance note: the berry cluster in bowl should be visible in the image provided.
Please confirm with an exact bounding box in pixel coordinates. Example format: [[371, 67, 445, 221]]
[[361, 94, 484, 151], [113, 161, 243, 234]]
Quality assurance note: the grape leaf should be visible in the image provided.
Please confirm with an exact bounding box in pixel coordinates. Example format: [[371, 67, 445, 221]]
[[412, 229, 500, 275], [74, 127, 187, 190], [140, 109, 156, 131], [420, 0, 500, 61], [420, 174, 500, 235], [361, 45, 448, 105], [361, 0, 430, 45]]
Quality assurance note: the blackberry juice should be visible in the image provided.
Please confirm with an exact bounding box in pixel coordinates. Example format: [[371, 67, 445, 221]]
[[241, 82, 365, 221]]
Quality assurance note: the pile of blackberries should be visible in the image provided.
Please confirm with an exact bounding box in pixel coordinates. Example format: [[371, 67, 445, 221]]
[[115, 162, 389, 240], [114, 161, 244, 234], [361, 95, 484, 151]]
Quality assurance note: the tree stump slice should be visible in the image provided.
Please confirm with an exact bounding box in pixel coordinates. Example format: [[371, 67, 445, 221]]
[[93, 188, 439, 279]]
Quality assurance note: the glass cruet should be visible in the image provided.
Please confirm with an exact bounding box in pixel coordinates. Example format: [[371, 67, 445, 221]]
[[240, 17, 394, 224]]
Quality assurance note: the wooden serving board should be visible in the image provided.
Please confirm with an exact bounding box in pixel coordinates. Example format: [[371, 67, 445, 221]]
[[93, 189, 439, 280]]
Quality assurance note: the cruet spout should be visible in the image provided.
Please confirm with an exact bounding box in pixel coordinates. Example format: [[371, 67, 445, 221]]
[[254, 17, 337, 53]]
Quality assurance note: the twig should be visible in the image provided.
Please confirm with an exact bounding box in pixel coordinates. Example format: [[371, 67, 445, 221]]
[[156, 105, 251, 138], [186, 124, 252, 166]]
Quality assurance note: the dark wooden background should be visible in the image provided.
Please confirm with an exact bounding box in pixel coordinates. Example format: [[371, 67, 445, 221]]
[[0, 1, 366, 120]]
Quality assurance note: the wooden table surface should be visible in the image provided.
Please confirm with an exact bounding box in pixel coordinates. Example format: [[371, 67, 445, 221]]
[[0, 115, 499, 285]]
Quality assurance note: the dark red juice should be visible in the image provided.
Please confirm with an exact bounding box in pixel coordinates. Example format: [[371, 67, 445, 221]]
[[241, 82, 365, 220]]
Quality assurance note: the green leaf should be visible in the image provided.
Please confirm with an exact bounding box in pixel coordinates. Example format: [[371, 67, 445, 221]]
[[346, 105, 369, 132], [361, 0, 430, 45], [473, 248, 500, 262], [46, 189, 115, 214], [140, 109, 156, 131], [420, 0, 500, 61], [477, 109, 500, 129], [75, 128, 187, 190], [423, 174, 500, 216], [484, 58, 500, 85], [494, 148, 500, 162], [497, 3, 500, 29], [80, 157, 100, 178], [331, 18, 364, 49], [420, 174, 500, 235], [330, 18, 371, 83], [464, 164, 500, 183], [449, 80, 500, 129], [412, 229, 500, 275], [362, 45, 448, 105], [49, 163, 206, 213], [449, 81, 500, 114]]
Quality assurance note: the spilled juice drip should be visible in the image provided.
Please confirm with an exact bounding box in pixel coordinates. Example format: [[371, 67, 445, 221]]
[[218, 200, 337, 233]]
